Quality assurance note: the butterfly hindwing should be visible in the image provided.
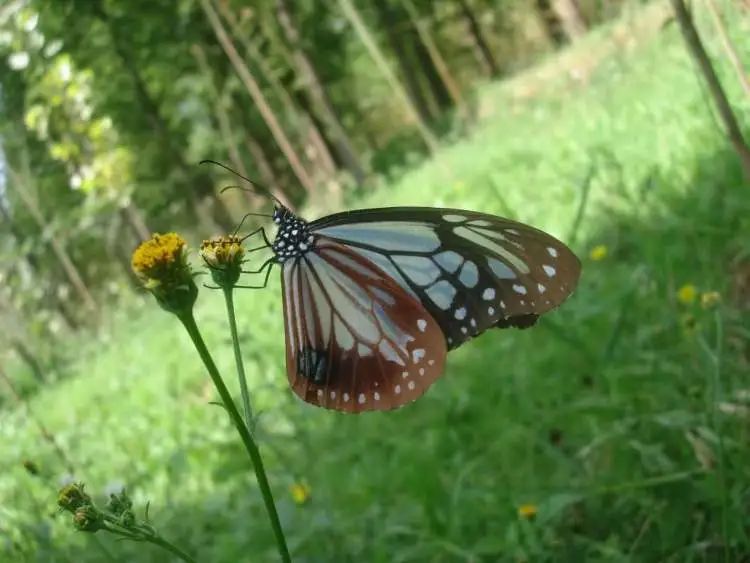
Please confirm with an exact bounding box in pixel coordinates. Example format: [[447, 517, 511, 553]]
[[281, 239, 447, 413], [311, 208, 581, 349]]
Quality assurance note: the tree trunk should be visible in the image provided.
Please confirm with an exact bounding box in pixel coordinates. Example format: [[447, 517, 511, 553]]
[[201, 0, 317, 194], [215, 1, 340, 186], [535, 0, 567, 47], [670, 0, 750, 181], [456, 0, 499, 77], [704, 0, 750, 99], [11, 339, 45, 383], [372, 0, 435, 123], [552, 0, 588, 40], [6, 164, 98, 314], [338, 0, 438, 153], [401, 0, 466, 115], [275, 0, 367, 184], [192, 43, 262, 209], [244, 134, 294, 210], [121, 201, 151, 241]]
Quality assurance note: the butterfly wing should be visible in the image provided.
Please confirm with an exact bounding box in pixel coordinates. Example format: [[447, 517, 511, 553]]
[[281, 238, 447, 413], [310, 207, 581, 349]]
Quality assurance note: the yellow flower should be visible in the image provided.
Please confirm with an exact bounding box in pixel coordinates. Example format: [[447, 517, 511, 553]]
[[200, 235, 245, 288], [289, 482, 311, 505], [517, 503, 537, 519], [131, 233, 188, 287], [131, 233, 197, 315], [677, 283, 697, 305], [700, 291, 720, 309], [589, 244, 608, 261]]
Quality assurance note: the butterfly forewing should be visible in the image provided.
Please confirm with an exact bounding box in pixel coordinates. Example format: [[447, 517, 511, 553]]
[[311, 208, 581, 350], [281, 239, 447, 413]]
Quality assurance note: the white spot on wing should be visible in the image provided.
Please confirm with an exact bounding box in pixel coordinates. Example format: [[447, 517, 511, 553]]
[[343, 393, 350, 402], [454, 226, 530, 273], [543, 264, 556, 277], [358, 393, 366, 404], [408, 380, 416, 390], [393, 255, 441, 286], [374, 392, 380, 401], [482, 288, 496, 300], [454, 307, 467, 320], [434, 250, 464, 273], [395, 384, 401, 394], [513, 284, 527, 295], [459, 260, 479, 287], [417, 319, 427, 332], [547, 247, 558, 258], [412, 348, 426, 363], [537, 283, 546, 294], [426, 280, 456, 310], [319, 222, 441, 252], [443, 214, 466, 222], [487, 257, 516, 279]]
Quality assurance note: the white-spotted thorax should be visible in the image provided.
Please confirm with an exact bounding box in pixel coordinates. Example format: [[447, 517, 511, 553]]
[[272, 206, 315, 263]]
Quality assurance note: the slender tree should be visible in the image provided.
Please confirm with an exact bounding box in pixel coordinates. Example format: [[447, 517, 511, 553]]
[[670, 0, 750, 180], [338, 0, 438, 152], [704, 0, 750, 99], [275, 0, 367, 184], [552, 0, 588, 39], [201, 0, 316, 193], [534, 0, 567, 47], [456, 0, 499, 76], [401, 0, 466, 115], [215, 1, 340, 185], [6, 161, 98, 314]]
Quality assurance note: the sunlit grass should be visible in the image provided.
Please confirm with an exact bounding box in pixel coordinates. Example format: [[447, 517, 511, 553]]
[[3, 7, 750, 561]]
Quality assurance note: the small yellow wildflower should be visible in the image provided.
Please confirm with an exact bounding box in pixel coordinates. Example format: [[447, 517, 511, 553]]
[[589, 244, 608, 261], [289, 482, 311, 505], [700, 291, 720, 309], [200, 235, 245, 288], [131, 233, 197, 315], [517, 503, 538, 519], [131, 233, 188, 287], [677, 283, 697, 305]]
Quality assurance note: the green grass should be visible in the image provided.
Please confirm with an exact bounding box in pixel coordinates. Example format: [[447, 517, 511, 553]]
[[4, 4, 750, 561]]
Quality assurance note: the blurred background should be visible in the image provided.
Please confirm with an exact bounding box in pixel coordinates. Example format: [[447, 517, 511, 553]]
[[2, 0, 750, 561]]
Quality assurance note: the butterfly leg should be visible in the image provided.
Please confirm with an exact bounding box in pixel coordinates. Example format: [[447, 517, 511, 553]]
[[241, 227, 273, 254], [236, 258, 275, 289]]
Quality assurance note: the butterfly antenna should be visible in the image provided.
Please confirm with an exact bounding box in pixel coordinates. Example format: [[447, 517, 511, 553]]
[[201, 159, 285, 208], [233, 211, 274, 237]]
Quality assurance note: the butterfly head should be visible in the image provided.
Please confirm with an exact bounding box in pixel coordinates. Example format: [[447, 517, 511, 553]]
[[271, 206, 314, 263]]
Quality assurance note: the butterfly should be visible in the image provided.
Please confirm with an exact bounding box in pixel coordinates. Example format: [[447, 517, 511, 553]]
[[239, 204, 581, 414]]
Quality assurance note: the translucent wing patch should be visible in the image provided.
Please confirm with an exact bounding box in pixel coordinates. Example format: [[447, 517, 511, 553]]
[[281, 239, 447, 413], [313, 207, 581, 350]]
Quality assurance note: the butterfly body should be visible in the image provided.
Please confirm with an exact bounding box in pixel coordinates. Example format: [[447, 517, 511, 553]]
[[268, 205, 580, 413]]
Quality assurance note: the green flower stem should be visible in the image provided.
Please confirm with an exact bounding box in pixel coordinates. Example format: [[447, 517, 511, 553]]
[[102, 522, 197, 563], [177, 311, 291, 563], [223, 288, 254, 431]]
